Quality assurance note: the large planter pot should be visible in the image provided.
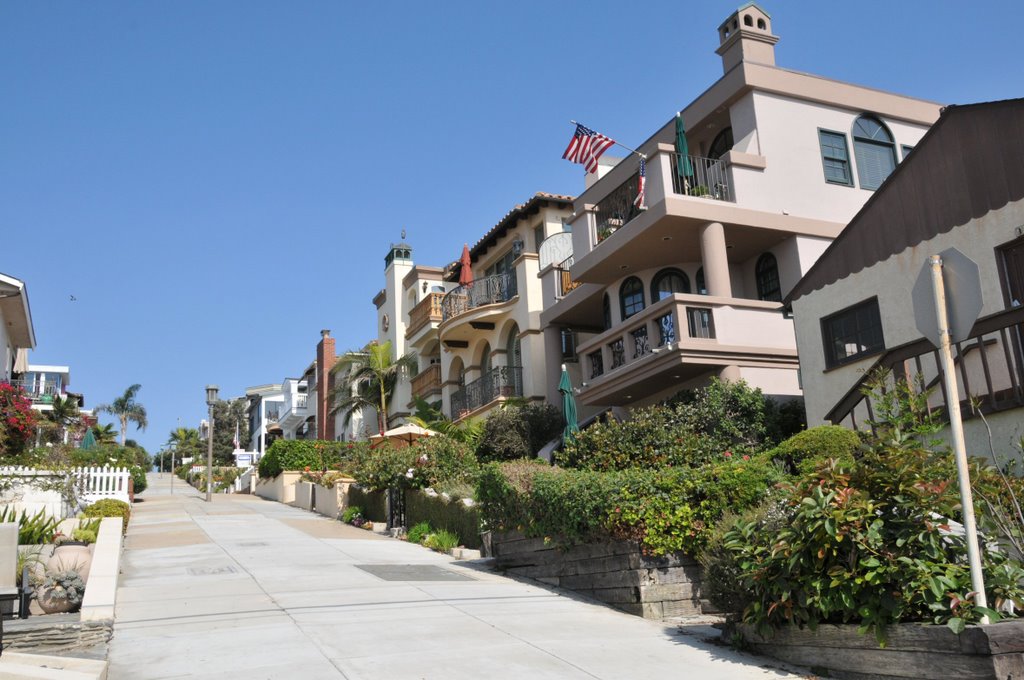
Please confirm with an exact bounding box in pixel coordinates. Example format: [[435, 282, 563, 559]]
[[36, 587, 80, 614], [46, 543, 93, 583]]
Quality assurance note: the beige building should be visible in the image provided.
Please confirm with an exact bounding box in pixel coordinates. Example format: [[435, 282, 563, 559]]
[[787, 98, 1024, 453], [539, 3, 941, 418], [375, 193, 574, 424]]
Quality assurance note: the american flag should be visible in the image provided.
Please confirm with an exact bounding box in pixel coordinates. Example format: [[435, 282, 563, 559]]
[[562, 123, 615, 174], [634, 157, 646, 208]]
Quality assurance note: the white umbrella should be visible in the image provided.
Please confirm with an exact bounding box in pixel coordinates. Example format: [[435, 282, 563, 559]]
[[369, 423, 438, 448]]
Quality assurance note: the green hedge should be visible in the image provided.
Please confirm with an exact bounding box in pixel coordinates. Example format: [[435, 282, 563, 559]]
[[406, 490, 481, 549], [348, 485, 386, 522], [350, 437, 478, 492], [476, 457, 781, 556], [258, 440, 347, 478], [767, 425, 861, 475]]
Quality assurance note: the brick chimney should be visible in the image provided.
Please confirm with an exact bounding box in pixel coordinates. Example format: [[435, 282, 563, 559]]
[[316, 329, 336, 440]]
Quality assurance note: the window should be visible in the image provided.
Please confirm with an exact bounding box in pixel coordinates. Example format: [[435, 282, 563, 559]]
[[651, 268, 691, 301], [696, 267, 708, 295], [619, 277, 645, 319], [708, 128, 733, 161], [602, 294, 612, 330], [755, 253, 782, 302], [818, 129, 853, 186], [485, 249, 515, 278], [853, 116, 897, 190], [822, 298, 885, 368], [901, 145, 914, 160], [533, 224, 545, 252], [560, 328, 578, 362]]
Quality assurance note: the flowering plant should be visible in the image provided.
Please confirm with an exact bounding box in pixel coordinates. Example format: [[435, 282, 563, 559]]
[[0, 381, 37, 456]]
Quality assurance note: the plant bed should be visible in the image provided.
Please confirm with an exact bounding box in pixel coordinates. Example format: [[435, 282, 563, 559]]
[[491, 530, 705, 619], [729, 620, 1024, 680]]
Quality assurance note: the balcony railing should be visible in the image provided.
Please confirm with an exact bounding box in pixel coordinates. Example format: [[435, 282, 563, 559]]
[[556, 255, 580, 298], [9, 379, 61, 403], [411, 364, 442, 400], [670, 153, 732, 201], [441, 271, 517, 322], [450, 366, 524, 418], [407, 293, 444, 338], [828, 306, 1024, 430]]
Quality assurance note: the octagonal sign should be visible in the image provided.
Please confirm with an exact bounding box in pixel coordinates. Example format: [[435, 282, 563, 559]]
[[912, 247, 984, 348]]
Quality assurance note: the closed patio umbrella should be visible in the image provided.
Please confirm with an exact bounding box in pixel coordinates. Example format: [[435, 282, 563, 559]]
[[558, 364, 579, 445], [675, 113, 694, 179], [79, 427, 96, 450], [458, 244, 473, 286]]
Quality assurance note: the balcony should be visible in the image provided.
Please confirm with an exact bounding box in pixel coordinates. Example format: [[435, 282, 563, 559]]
[[577, 294, 795, 406], [450, 366, 523, 420], [10, 379, 61, 404], [279, 392, 310, 431], [441, 271, 518, 322], [410, 364, 442, 401], [406, 292, 444, 339], [555, 256, 581, 299]]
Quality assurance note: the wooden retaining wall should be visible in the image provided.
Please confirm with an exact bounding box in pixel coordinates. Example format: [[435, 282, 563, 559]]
[[734, 620, 1024, 680], [491, 531, 705, 619]]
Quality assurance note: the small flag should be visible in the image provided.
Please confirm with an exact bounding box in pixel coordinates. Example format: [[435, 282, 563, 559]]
[[562, 123, 615, 174], [233, 422, 240, 449], [634, 157, 646, 208]]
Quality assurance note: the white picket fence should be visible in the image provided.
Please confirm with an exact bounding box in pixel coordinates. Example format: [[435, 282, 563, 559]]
[[0, 465, 131, 518]]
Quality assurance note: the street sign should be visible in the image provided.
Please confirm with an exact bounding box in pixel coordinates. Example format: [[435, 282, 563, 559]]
[[912, 247, 984, 346]]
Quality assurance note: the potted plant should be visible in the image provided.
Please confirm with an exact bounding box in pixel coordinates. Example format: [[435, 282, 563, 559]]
[[47, 527, 95, 582], [37, 569, 85, 614]]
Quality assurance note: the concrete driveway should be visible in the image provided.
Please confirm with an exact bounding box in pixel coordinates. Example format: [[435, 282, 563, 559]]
[[107, 474, 803, 679]]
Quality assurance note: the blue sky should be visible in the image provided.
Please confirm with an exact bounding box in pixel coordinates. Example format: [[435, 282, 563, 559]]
[[2, 1, 1020, 454]]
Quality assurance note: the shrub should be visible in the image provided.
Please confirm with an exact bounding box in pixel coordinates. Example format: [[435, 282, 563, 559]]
[[477, 457, 780, 556], [407, 521, 432, 544], [476, 404, 562, 463], [406, 490, 482, 549], [81, 498, 131, 533], [257, 440, 348, 478], [0, 507, 61, 545], [721, 445, 1024, 644], [767, 425, 862, 475], [71, 526, 98, 544], [665, 378, 786, 453], [350, 437, 478, 492], [341, 506, 363, 524], [424, 529, 460, 553], [0, 382, 37, 458], [348, 486, 387, 522]]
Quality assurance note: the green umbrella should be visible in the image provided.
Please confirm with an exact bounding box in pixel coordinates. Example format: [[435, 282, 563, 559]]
[[79, 427, 96, 450], [558, 364, 580, 445], [675, 113, 693, 178]]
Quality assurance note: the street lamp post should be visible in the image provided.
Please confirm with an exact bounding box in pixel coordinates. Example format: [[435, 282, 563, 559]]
[[205, 385, 219, 503]]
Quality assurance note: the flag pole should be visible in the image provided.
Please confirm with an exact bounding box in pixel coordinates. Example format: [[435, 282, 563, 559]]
[[569, 120, 646, 159]]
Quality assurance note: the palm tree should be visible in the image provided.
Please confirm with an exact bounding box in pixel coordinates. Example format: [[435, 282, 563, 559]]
[[167, 426, 202, 464], [329, 340, 416, 436], [408, 396, 483, 447], [96, 384, 148, 446], [92, 423, 118, 445], [46, 394, 81, 444]]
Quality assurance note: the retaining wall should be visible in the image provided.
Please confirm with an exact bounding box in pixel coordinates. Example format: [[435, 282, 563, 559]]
[[254, 471, 302, 504]]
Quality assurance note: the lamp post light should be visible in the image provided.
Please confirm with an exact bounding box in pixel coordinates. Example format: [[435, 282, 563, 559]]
[[205, 385, 219, 503]]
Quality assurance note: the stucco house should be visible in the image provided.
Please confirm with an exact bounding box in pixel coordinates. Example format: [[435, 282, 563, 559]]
[[538, 3, 942, 419], [0, 272, 34, 383], [787, 98, 1024, 453]]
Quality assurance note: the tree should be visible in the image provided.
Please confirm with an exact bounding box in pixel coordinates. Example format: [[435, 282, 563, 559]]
[[46, 394, 81, 444], [92, 423, 118, 445], [210, 399, 248, 466], [408, 396, 483, 448], [167, 427, 203, 469], [329, 340, 416, 436], [95, 384, 148, 445]]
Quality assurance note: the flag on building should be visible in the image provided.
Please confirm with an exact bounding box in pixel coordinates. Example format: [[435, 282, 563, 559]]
[[562, 123, 615, 174], [634, 157, 646, 208]]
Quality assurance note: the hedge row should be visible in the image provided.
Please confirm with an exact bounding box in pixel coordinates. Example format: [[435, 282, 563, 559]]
[[257, 440, 350, 478], [405, 490, 481, 549], [476, 457, 782, 556], [348, 485, 387, 522]]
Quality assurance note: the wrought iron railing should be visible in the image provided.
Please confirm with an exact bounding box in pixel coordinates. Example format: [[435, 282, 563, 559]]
[[589, 351, 604, 379], [670, 153, 732, 201], [556, 255, 580, 298], [594, 165, 643, 239], [407, 293, 444, 337], [450, 366, 524, 417], [609, 338, 626, 370], [828, 306, 1024, 429], [656, 312, 676, 347], [631, 326, 650, 359], [441, 271, 518, 322]]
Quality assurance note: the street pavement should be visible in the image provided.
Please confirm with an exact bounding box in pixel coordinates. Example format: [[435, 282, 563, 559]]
[[107, 474, 804, 680]]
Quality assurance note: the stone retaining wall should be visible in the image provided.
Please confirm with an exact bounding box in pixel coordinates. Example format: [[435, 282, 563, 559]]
[[5, 613, 112, 654], [491, 531, 705, 619]]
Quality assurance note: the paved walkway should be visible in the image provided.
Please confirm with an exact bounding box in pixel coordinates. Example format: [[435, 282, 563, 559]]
[[107, 474, 802, 680]]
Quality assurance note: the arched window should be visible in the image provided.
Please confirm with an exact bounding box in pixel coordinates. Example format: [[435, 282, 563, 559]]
[[602, 294, 612, 330], [755, 253, 782, 302], [696, 267, 708, 295], [620, 277, 645, 319], [651, 268, 691, 302], [708, 128, 733, 161], [505, 324, 521, 368], [852, 116, 897, 190], [480, 342, 492, 375]]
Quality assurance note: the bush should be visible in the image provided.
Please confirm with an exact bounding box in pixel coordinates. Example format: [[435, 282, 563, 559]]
[[665, 378, 790, 453], [258, 440, 348, 478], [767, 425, 862, 475], [406, 490, 482, 549], [81, 498, 131, 533], [0, 382, 37, 458], [0, 507, 61, 545], [407, 521, 431, 544], [476, 404, 563, 463], [350, 437, 478, 492], [348, 486, 386, 522], [424, 529, 460, 553], [720, 444, 1024, 643], [476, 457, 780, 556], [341, 506, 363, 524]]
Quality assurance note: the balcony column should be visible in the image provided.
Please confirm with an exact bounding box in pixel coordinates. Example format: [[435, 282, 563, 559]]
[[700, 221, 732, 297]]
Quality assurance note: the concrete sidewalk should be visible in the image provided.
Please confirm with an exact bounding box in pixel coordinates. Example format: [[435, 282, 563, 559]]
[[107, 474, 802, 680]]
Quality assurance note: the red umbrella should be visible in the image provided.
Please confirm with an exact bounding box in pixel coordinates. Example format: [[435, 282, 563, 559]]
[[458, 244, 473, 286]]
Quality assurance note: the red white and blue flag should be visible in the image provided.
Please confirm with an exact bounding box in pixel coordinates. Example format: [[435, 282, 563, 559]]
[[562, 123, 615, 174], [634, 157, 646, 208]]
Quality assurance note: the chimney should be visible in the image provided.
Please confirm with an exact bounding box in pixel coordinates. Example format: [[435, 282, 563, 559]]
[[316, 330, 336, 440], [715, 3, 779, 73]]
